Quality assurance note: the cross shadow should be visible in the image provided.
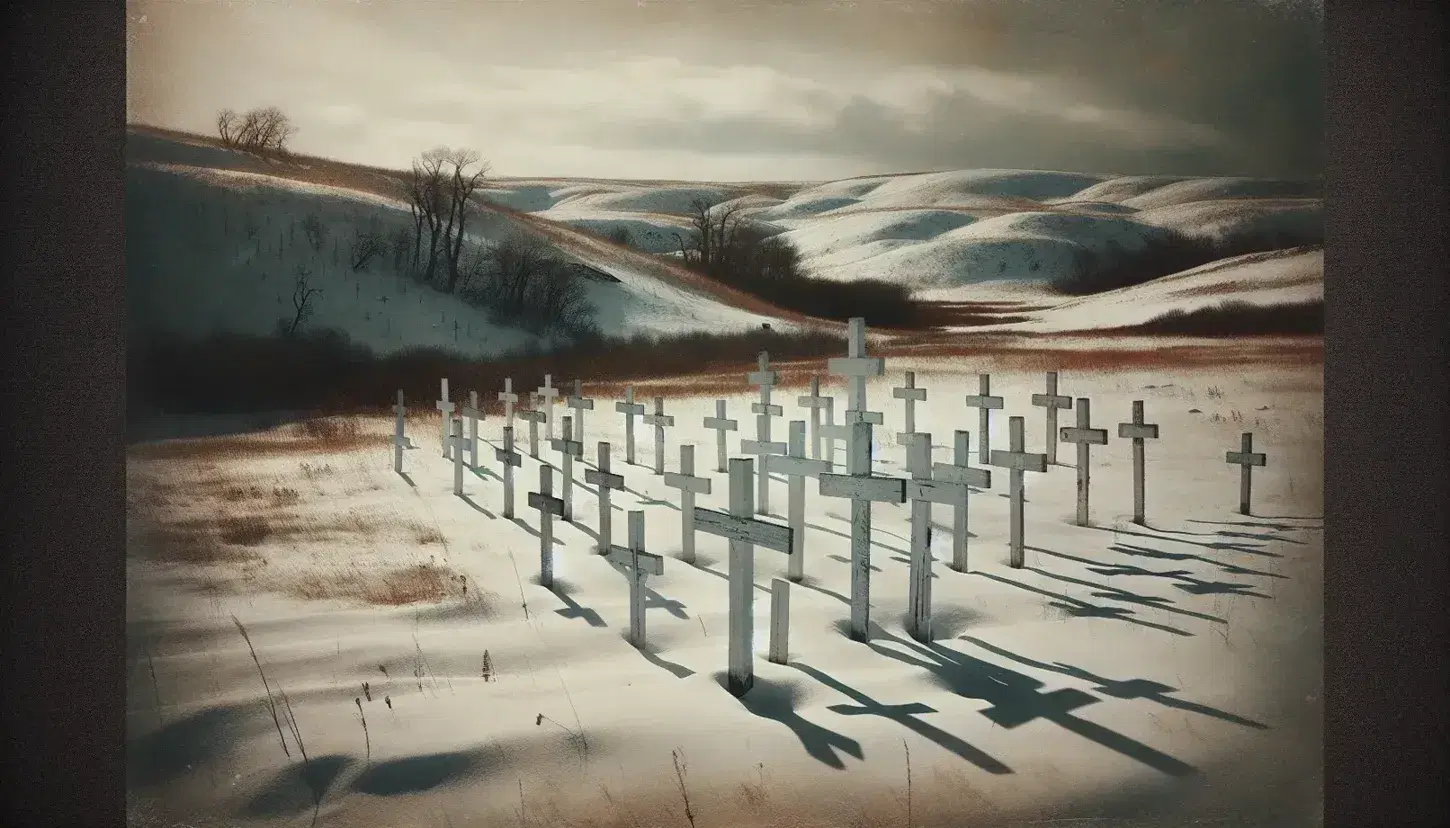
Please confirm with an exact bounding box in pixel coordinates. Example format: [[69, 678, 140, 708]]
[[1186, 518, 1323, 533], [470, 465, 502, 483], [694, 564, 772, 595], [1083, 524, 1276, 557], [643, 587, 690, 619], [570, 521, 601, 545], [459, 495, 496, 520], [727, 674, 864, 770], [931, 520, 977, 538], [975, 571, 1193, 636], [788, 662, 1013, 775], [807, 522, 853, 542], [865, 633, 1196, 777], [1171, 578, 1272, 600], [510, 517, 564, 547], [827, 554, 882, 573], [1216, 529, 1305, 545], [1023, 564, 1227, 624], [794, 576, 851, 607], [997, 493, 1030, 504], [1109, 543, 1288, 580], [637, 644, 694, 679], [626, 485, 681, 512], [889, 555, 941, 578], [959, 636, 1270, 730], [397, 471, 417, 489], [552, 586, 607, 628]]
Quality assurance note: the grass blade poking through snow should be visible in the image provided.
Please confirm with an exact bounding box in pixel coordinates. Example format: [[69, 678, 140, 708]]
[[904, 739, 913, 828], [355, 696, 370, 763], [672, 748, 696, 828], [231, 615, 290, 759]]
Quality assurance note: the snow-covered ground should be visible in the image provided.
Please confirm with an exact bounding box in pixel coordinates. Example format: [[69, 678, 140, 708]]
[[127, 362, 1323, 827]]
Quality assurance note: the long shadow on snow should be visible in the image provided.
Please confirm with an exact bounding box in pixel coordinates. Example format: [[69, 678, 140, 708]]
[[459, 494, 497, 520], [634, 641, 695, 679], [1185, 517, 1323, 533], [349, 747, 499, 796], [808, 521, 912, 557], [975, 571, 1193, 637], [787, 661, 1014, 775], [1083, 524, 1278, 557], [827, 553, 883, 573], [510, 517, 564, 546], [1027, 548, 1273, 604], [1108, 542, 1289, 580], [959, 637, 1270, 731], [1023, 563, 1229, 624], [547, 579, 607, 628], [727, 674, 864, 770], [865, 632, 1198, 778], [241, 754, 355, 819], [127, 703, 252, 788]]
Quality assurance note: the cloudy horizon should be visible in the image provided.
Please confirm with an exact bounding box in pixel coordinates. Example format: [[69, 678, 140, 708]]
[[126, 0, 1323, 183]]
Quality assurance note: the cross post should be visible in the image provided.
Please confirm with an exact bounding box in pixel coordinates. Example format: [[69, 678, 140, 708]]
[[497, 377, 519, 426], [548, 416, 584, 522], [604, 510, 664, 649], [892, 371, 928, 442], [1117, 400, 1161, 525], [517, 408, 546, 459], [494, 426, 523, 518], [769, 578, 791, 664], [963, 373, 1004, 463], [797, 375, 832, 460], [448, 416, 467, 496], [748, 351, 784, 513], [827, 317, 886, 426], [663, 444, 712, 564], [763, 420, 830, 582], [1030, 371, 1073, 465], [932, 430, 991, 573], [436, 377, 455, 458], [526, 465, 565, 589], [566, 379, 594, 448], [904, 433, 970, 642], [615, 386, 646, 465], [693, 458, 794, 696], [392, 389, 416, 474], [1225, 432, 1267, 516], [818, 420, 907, 641], [702, 399, 738, 473], [641, 396, 676, 476], [1060, 398, 1110, 526], [584, 441, 627, 554], [535, 374, 560, 442], [990, 416, 1048, 568], [461, 390, 485, 470]]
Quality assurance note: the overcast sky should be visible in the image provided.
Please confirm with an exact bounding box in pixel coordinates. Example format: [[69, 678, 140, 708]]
[[127, 0, 1323, 183]]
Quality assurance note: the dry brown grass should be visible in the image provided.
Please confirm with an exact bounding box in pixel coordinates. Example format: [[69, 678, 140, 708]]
[[286, 563, 456, 606], [127, 429, 381, 462], [127, 518, 261, 566]]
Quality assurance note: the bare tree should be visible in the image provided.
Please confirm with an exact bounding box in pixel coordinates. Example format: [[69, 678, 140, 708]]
[[440, 148, 490, 294], [350, 221, 388, 271], [216, 109, 239, 146], [225, 106, 297, 155], [403, 149, 449, 284], [673, 198, 747, 275], [300, 214, 326, 252], [285, 266, 322, 336]]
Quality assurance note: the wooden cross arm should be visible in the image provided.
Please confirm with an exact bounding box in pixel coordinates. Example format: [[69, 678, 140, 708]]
[[1060, 427, 1109, 445], [751, 402, 785, 416], [517, 410, 547, 423], [893, 387, 928, 401], [765, 454, 831, 478], [741, 439, 788, 456], [527, 493, 565, 516], [584, 468, 625, 488], [1030, 393, 1073, 408], [842, 409, 885, 425], [703, 417, 739, 431], [605, 546, 664, 576], [615, 401, 646, 415], [1225, 451, 1267, 467], [549, 438, 584, 456], [827, 356, 886, 377], [1119, 423, 1160, 440], [905, 479, 969, 508], [693, 508, 793, 554], [494, 448, 523, 467], [566, 397, 595, 410], [963, 394, 1004, 409], [989, 449, 1048, 473], [818, 424, 854, 439], [663, 471, 712, 495], [642, 415, 676, 427], [747, 370, 780, 386], [932, 462, 990, 488], [797, 395, 832, 408], [819, 473, 907, 504]]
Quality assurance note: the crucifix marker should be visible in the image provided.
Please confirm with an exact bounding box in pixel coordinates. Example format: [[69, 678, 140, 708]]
[[615, 386, 646, 465], [763, 420, 831, 582], [526, 466, 565, 588], [748, 351, 784, 513], [604, 510, 665, 650], [931, 430, 992, 573], [392, 389, 416, 474], [903, 433, 971, 642], [892, 371, 928, 442], [703, 399, 738, 473], [989, 416, 1048, 568], [641, 396, 676, 476], [797, 375, 832, 460], [436, 378, 455, 459], [964, 373, 1005, 464], [517, 408, 546, 459], [1225, 432, 1267, 516], [663, 444, 711, 564], [827, 317, 886, 426], [693, 458, 794, 696], [584, 442, 627, 554], [1060, 398, 1110, 527], [548, 416, 584, 522], [448, 416, 468, 496], [818, 420, 907, 641], [1030, 371, 1073, 466], [1117, 400, 1161, 526], [494, 426, 523, 518], [461, 391, 485, 470], [566, 379, 594, 448], [535, 374, 560, 442], [497, 377, 519, 426]]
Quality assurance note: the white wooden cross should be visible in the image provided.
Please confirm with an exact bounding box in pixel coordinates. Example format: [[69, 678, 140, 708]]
[[702, 399, 738, 473], [892, 371, 928, 442], [527, 465, 565, 589], [448, 416, 468, 496], [392, 389, 417, 474], [989, 416, 1048, 569], [797, 375, 832, 460], [584, 442, 626, 554], [517, 407, 546, 459], [497, 377, 519, 426], [1117, 400, 1161, 525], [762, 420, 830, 582], [932, 430, 991, 573], [565, 379, 594, 448], [604, 510, 665, 650], [641, 396, 675, 476], [615, 386, 646, 466], [494, 426, 522, 518], [1030, 371, 1073, 466], [535, 374, 561, 442], [769, 578, 791, 665], [1225, 432, 1267, 516], [663, 444, 711, 564], [436, 377, 455, 458], [963, 373, 1004, 464], [1060, 398, 1110, 527], [693, 458, 794, 697], [818, 420, 907, 641], [903, 433, 971, 643], [548, 416, 584, 522], [827, 317, 885, 426], [460, 390, 485, 470], [818, 396, 844, 469], [748, 351, 785, 513]]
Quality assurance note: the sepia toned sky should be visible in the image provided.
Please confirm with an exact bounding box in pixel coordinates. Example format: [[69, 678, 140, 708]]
[[126, 0, 1323, 182]]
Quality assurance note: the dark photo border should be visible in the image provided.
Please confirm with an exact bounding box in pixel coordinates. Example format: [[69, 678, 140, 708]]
[[1, 2, 1445, 826]]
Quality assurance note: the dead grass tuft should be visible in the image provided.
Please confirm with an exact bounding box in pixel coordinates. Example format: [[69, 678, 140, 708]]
[[287, 563, 455, 606], [409, 523, 447, 546], [127, 519, 260, 565], [217, 515, 275, 546]]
